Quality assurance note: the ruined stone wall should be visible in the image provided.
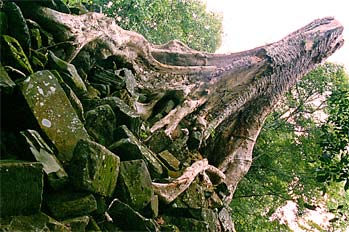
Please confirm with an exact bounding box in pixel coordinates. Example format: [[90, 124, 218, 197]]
[[0, 1, 233, 231]]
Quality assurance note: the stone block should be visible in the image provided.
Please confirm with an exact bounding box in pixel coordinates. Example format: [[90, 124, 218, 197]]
[[158, 150, 180, 171], [85, 104, 116, 146], [0, 64, 16, 94], [0, 160, 43, 216], [62, 216, 90, 231], [45, 192, 97, 219], [0, 213, 68, 231], [115, 159, 153, 212], [70, 139, 120, 197], [21, 129, 69, 190], [47, 51, 87, 97], [82, 97, 141, 135], [108, 199, 158, 231], [20, 70, 90, 162], [110, 125, 163, 177]]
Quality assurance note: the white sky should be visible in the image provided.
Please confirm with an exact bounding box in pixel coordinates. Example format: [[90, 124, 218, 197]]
[[205, 0, 348, 70]]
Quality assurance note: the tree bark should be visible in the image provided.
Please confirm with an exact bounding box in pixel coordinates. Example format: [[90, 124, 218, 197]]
[[26, 6, 344, 203]]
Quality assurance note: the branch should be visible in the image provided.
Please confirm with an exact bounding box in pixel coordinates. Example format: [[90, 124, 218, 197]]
[[152, 159, 225, 203]]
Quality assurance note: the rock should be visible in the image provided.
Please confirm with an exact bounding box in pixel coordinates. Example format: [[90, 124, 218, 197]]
[[157, 150, 181, 171], [62, 216, 90, 231], [108, 199, 159, 231], [0, 213, 68, 232], [85, 104, 116, 146], [3, 2, 31, 55], [163, 208, 220, 232], [88, 67, 125, 95], [59, 79, 85, 123], [146, 130, 172, 153], [30, 50, 47, 70], [85, 216, 102, 232], [0, 160, 43, 216], [47, 51, 87, 97], [20, 70, 90, 162], [218, 207, 236, 232], [0, 12, 7, 35], [189, 208, 220, 232], [168, 134, 190, 162], [109, 125, 163, 177], [1, 35, 33, 75], [149, 194, 159, 218], [115, 159, 154, 212], [173, 178, 208, 209], [26, 18, 54, 47], [70, 139, 120, 197], [159, 224, 180, 232], [21, 129, 69, 190], [83, 97, 141, 135], [163, 216, 211, 232], [0, 65, 16, 94], [29, 28, 42, 49], [45, 192, 97, 219]]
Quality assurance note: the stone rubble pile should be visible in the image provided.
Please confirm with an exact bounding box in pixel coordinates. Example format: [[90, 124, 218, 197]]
[[0, 1, 235, 231]]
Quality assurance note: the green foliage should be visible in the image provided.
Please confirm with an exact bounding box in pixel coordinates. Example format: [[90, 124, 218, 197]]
[[317, 67, 349, 190], [90, 0, 222, 52], [231, 63, 349, 231]]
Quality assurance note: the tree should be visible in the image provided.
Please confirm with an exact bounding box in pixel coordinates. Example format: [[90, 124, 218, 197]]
[[2, 2, 344, 229], [230, 63, 349, 231], [89, 0, 223, 52], [16, 2, 344, 203]]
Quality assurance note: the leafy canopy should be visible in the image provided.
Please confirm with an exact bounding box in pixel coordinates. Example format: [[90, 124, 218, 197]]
[[231, 63, 349, 231], [76, 0, 223, 53]]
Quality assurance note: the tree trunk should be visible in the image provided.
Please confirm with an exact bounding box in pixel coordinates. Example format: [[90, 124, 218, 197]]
[[23, 5, 344, 203]]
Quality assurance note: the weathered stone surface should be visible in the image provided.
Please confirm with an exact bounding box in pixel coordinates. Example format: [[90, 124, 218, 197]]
[[108, 199, 159, 231], [59, 80, 85, 122], [45, 192, 97, 219], [158, 150, 181, 171], [0, 65, 16, 94], [146, 130, 172, 153], [218, 207, 235, 232], [85, 216, 102, 232], [149, 194, 159, 218], [85, 104, 116, 146], [0, 12, 7, 35], [21, 129, 69, 190], [26, 18, 54, 47], [115, 159, 154, 212], [3, 2, 31, 55], [47, 51, 87, 97], [70, 139, 120, 197], [0, 160, 43, 216], [0, 213, 68, 232], [163, 208, 220, 232], [109, 125, 163, 177], [20, 70, 90, 162], [1, 35, 33, 75], [173, 178, 209, 209], [88, 67, 126, 96], [83, 97, 141, 135], [62, 216, 90, 231], [163, 216, 211, 232]]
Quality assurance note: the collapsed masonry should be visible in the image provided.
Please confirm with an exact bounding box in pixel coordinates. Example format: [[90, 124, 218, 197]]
[[0, 1, 343, 231]]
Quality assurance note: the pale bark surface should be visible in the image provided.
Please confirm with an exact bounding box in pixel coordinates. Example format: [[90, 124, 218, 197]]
[[25, 6, 344, 203]]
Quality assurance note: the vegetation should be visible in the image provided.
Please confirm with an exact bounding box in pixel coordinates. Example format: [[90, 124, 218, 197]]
[[57, 1, 348, 230], [65, 0, 223, 52], [231, 63, 349, 231]]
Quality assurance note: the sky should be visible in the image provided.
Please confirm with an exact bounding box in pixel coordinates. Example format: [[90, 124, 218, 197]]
[[205, 0, 348, 70]]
